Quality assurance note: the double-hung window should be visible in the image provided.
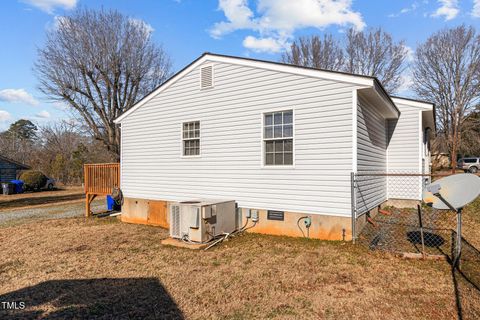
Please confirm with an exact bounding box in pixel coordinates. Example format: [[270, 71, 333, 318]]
[[183, 121, 200, 156], [263, 110, 293, 166]]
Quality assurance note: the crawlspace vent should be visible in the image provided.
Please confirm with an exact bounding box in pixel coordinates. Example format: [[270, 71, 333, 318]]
[[267, 210, 284, 221]]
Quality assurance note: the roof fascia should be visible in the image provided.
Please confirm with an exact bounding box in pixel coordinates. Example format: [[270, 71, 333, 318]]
[[392, 97, 434, 110]]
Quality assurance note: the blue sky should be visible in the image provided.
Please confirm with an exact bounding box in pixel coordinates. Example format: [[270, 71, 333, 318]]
[[0, 0, 479, 130]]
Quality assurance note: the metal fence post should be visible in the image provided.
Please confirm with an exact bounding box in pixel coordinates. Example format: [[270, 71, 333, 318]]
[[351, 172, 356, 244], [417, 205, 426, 259], [456, 209, 462, 267]]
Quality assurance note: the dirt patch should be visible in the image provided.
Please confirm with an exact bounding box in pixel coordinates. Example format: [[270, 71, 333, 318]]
[[0, 187, 84, 211], [0, 217, 466, 319]]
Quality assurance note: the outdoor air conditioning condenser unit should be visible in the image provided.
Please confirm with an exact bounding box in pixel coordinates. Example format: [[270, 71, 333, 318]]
[[169, 200, 236, 243]]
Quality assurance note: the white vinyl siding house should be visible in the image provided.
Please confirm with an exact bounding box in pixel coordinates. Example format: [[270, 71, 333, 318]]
[[120, 60, 359, 216], [115, 53, 432, 239]]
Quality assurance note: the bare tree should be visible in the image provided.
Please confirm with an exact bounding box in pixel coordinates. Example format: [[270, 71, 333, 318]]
[[281, 28, 408, 94], [281, 34, 344, 70], [413, 25, 480, 171], [35, 8, 172, 160], [345, 27, 408, 93], [459, 109, 480, 157]]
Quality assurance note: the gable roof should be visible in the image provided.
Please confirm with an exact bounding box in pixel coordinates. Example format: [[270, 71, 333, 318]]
[[115, 52, 400, 123], [0, 155, 30, 170]]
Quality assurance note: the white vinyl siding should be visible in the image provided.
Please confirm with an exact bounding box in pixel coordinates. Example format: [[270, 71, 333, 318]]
[[356, 95, 387, 214], [387, 103, 421, 199], [121, 61, 356, 216]]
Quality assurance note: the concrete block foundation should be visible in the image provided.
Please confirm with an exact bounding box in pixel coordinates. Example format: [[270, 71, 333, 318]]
[[121, 197, 352, 241]]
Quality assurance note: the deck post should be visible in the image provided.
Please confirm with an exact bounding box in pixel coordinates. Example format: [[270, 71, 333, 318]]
[[85, 194, 90, 217]]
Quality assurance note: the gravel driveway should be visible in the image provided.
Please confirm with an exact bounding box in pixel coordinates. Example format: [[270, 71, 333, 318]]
[[0, 200, 105, 226]]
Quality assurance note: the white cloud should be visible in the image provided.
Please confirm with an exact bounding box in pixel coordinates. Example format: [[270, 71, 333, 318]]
[[210, 0, 256, 38], [431, 0, 459, 20], [388, 2, 420, 18], [21, 0, 77, 14], [473, 0, 480, 17], [0, 89, 39, 106], [210, 0, 365, 53], [243, 35, 286, 53], [0, 110, 12, 123], [128, 18, 155, 35], [35, 110, 51, 119]]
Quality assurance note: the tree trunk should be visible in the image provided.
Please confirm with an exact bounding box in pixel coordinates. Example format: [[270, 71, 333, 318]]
[[451, 126, 458, 174]]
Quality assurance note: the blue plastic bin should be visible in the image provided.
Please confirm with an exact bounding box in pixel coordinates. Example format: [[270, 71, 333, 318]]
[[10, 180, 24, 194], [106, 195, 121, 211]]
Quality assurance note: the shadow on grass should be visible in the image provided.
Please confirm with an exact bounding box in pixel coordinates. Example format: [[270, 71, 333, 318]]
[[450, 231, 480, 320], [0, 278, 183, 319], [0, 193, 84, 210], [406, 230, 446, 247]]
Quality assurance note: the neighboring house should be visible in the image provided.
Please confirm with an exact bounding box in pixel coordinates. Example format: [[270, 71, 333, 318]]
[[0, 155, 30, 183], [114, 53, 435, 240]]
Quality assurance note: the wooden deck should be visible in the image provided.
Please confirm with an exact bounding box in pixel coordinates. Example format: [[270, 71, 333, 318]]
[[84, 163, 120, 217]]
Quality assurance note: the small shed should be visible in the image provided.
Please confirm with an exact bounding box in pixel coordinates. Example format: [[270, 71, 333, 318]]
[[0, 155, 30, 183]]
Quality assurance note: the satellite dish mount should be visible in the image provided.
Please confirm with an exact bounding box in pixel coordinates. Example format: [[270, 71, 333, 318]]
[[423, 174, 480, 266], [427, 184, 463, 265]]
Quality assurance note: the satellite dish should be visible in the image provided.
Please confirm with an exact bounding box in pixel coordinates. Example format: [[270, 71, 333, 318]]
[[422, 173, 480, 210]]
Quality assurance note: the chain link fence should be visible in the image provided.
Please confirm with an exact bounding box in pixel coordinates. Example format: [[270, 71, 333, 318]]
[[351, 172, 455, 257], [351, 171, 480, 318]]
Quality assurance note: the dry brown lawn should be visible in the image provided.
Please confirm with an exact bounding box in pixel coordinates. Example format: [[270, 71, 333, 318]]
[[0, 215, 468, 320], [0, 187, 84, 211]]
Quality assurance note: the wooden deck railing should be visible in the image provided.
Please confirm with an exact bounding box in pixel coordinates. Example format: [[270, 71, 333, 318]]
[[84, 163, 120, 216], [84, 163, 120, 195]]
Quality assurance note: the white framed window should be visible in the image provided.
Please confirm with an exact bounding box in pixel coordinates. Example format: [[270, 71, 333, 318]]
[[182, 121, 200, 156], [263, 110, 293, 166]]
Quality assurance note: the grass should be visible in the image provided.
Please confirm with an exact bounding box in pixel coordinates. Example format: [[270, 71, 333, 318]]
[[0, 216, 469, 320]]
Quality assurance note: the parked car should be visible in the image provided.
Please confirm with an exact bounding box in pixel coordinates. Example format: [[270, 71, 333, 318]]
[[44, 177, 55, 190], [457, 157, 480, 173]]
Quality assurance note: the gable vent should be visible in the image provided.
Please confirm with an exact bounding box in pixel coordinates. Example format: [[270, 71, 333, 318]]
[[200, 65, 213, 89]]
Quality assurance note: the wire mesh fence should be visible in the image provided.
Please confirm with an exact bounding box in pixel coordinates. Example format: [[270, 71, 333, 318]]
[[351, 172, 461, 255], [358, 204, 456, 257]]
